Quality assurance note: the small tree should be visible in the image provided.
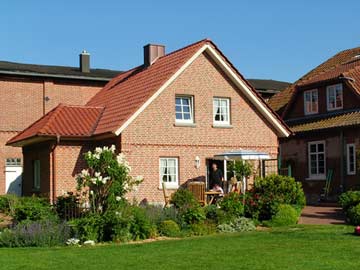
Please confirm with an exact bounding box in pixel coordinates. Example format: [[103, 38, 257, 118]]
[[76, 145, 143, 214], [228, 160, 253, 180]]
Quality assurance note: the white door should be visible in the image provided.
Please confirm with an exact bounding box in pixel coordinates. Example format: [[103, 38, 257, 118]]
[[5, 166, 22, 196]]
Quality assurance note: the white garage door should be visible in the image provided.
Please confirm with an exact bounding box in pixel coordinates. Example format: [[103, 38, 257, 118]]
[[5, 158, 22, 196]]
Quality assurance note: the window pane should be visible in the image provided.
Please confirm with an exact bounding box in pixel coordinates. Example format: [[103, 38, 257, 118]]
[[310, 144, 316, 153], [175, 113, 182, 120], [182, 98, 189, 106], [183, 106, 190, 113], [183, 113, 191, 120], [175, 105, 182, 112], [175, 98, 181, 105]]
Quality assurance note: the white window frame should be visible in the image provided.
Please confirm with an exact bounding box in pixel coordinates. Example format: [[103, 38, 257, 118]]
[[326, 84, 343, 111], [347, 144, 356, 175], [5, 158, 21, 166], [33, 159, 41, 190], [175, 96, 194, 124], [308, 141, 326, 179], [213, 97, 230, 126], [304, 89, 318, 115], [159, 157, 179, 189]]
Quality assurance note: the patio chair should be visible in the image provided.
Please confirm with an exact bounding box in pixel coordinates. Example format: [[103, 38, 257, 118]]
[[162, 182, 171, 208], [188, 182, 206, 206], [320, 169, 334, 201]]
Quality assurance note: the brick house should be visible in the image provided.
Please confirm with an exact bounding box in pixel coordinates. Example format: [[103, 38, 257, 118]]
[[7, 39, 291, 203], [269, 47, 360, 202], [0, 54, 120, 196]]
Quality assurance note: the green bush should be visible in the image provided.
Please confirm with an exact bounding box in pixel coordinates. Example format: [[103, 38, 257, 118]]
[[245, 175, 305, 221], [70, 213, 104, 242], [219, 192, 244, 218], [181, 206, 206, 225], [13, 196, 57, 223], [267, 204, 299, 227], [129, 206, 154, 240], [347, 204, 360, 225], [170, 189, 198, 209], [0, 220, 70, 247], [189, 221, 216, 236], [158, 220, 180, 237], [217, 217, 256, 233], [0, 195, 17, 215], [55, 193, 81, 220], [339, 191, 360, 212]]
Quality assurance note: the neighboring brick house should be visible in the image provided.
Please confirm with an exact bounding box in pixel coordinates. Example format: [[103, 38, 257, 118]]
[[7, 39, 291, 203], [0, 54, 121, 195], [269, 47, 360, 202]]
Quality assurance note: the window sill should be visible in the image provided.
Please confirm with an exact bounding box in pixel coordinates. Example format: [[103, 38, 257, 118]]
[[159, 186, 179, 190], [174, 122, 196, 127], [305, 177, 326, 181], [212, 124, 233, 129]]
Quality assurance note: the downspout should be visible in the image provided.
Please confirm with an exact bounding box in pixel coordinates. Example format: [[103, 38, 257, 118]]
[[51, 135, 60, 204]]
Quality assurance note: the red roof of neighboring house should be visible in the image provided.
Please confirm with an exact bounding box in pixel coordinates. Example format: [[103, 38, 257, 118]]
[[268, 46, 360, 114], [8, 39, 291, 146], [7, 104, 104, 145]]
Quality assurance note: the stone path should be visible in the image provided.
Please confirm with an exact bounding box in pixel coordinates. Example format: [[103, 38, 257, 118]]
[[298, 206, 346, 225]]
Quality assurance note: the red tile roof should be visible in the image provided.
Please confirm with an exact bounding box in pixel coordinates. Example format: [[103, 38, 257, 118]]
[[7, 104, 104, 145], [86, 39, 208, 135], [268, 46, 360, 114]]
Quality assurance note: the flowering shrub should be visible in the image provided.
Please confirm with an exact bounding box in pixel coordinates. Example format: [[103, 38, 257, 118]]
[[0, 220, 70, 247], [219, 192, 244, 218], [76, 145, 143, 214], [244, 175, 305, 221]]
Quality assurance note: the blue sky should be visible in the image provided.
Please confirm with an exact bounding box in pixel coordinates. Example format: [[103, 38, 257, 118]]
[[1, 0, 359, 82]]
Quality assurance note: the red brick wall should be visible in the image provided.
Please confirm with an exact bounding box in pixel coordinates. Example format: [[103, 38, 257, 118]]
[[122, 52, 279, 203], [280, 127, 360, 202], [0, 75, 104, 195]]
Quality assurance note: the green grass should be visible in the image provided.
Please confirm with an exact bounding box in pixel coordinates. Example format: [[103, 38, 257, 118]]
[[0, 225, 359, 270]]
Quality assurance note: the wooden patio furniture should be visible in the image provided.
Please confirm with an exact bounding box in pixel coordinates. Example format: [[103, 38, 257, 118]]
[[188, 182, 206, 206], [162, 182, 171, 208]]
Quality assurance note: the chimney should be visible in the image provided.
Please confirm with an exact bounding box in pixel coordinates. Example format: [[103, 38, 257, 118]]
[[79, 50, 90, 73], [143, 44, 165, 67]]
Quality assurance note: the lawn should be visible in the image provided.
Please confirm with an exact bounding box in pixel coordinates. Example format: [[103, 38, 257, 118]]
[[0, 225, 359, 270]]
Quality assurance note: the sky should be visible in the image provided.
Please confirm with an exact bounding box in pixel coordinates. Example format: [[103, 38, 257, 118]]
[[1, 0, 359, 82]]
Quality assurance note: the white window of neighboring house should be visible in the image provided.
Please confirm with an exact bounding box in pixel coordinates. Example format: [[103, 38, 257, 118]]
[[33, 160, 41, 190], [175, 96, 193, 123], [304, 89, 318, 115], [327, 84, 343, 111], [213, 97, 230, 125], [308, 141, 326, 179], [347, 144, 356, 175], [159, 158, 179, 189]]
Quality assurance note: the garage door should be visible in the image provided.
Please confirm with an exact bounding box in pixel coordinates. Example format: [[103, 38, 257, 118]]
[[5, 158, 22, 196]]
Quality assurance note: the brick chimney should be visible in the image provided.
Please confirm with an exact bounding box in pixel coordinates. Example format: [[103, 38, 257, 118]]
[[143, 44, 165, 67], [79, 50, 90, 73]]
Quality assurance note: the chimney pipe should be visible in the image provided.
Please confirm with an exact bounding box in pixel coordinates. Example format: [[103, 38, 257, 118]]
[[144, 44, 165, 67], [79, 50, 90, 73]]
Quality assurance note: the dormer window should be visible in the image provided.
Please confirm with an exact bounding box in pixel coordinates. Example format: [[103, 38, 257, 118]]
[[304, 89, 318, 115], [327, 84, 343, 111]]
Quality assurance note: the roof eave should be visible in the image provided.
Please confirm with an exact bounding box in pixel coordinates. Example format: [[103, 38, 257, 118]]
[[0, 70, 113, 82]]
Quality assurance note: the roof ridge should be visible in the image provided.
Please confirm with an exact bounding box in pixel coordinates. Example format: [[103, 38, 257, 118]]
[[157, 38, 210, 59]]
